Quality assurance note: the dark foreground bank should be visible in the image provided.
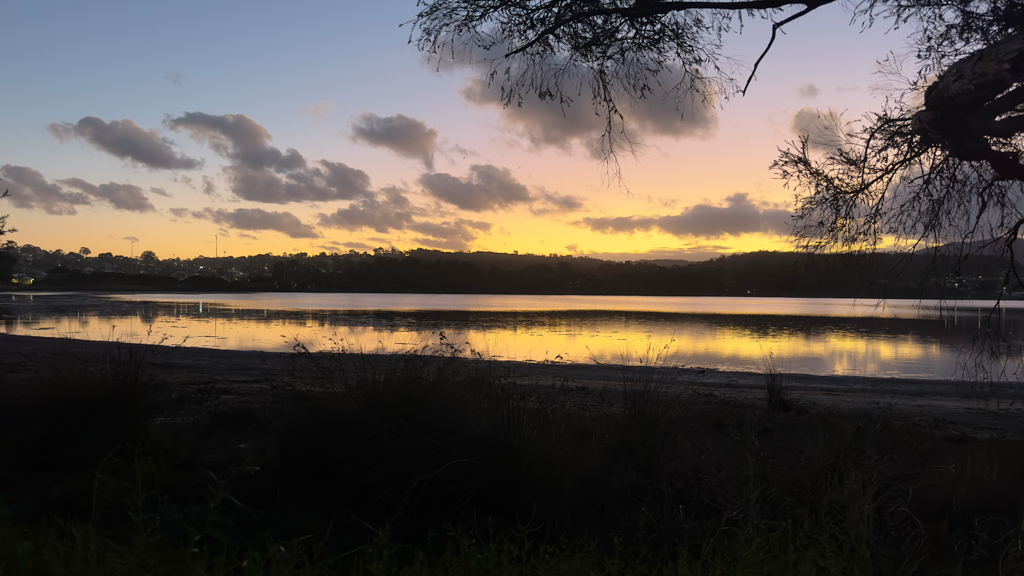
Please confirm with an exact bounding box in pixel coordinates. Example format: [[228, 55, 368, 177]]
[[1, 334, 1023, 574]]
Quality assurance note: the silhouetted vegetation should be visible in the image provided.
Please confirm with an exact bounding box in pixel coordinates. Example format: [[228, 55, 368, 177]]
[[2, 244, 1019, 299], [2, 338, 1024, 573]]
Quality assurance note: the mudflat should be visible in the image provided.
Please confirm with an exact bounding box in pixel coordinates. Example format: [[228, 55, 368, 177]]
[[3, 333, 1021, 439]]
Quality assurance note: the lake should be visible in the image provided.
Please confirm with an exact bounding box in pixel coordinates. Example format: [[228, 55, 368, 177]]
[[3, 292, 1024, 380]]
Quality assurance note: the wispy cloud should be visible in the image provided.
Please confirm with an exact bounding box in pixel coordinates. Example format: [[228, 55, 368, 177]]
[[302, 101, 334, 118], [797, 83, 819, 98]]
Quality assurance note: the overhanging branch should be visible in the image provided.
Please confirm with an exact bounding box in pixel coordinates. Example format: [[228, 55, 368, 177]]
[[503, 0, 839, 59]]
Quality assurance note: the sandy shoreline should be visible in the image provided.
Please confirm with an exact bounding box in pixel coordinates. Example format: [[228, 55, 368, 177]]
[[2, 333, 1022, 438]]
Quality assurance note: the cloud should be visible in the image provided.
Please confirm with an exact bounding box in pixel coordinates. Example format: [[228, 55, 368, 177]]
[[318, 160, 372, 199], [302, 101, 334, 118], [48, 117, 202, 170], [167, 112, 303, 172], [343, 242, 375, 251], [220, 161, 371, 204], [580, 193, 792, 238], [316, 186, 494, 250], [317, 187, 417, 233], [419, 165, 580, 214], [797, 83, 820, 98], [201, 175, 217, 196], [59, 178, 156, 212], [165, 71, 184, 86], [190, 207, 320, 239], [150, 186, 171, 197], [0, 164, 91, 215], [460, 78, 597, 152], [167, 112, 373, 203], [656, 194, 791, 237], [351, 112, 439, 170], [178, 175, 195, 189], [790, 107, 851, 152], [123, 236, 139, 243], [459, 66, 717, 153], [530, 190, 585, 215], [409, 218, 491, 251], [419, 164, 532, 211], [582, 215, 659, 234]]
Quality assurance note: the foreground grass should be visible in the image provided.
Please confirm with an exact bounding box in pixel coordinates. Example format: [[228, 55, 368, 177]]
[[1, 337, 1023, 574]]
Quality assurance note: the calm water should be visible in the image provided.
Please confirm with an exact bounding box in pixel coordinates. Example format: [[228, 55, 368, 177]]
[[3, 292, 1024, 380]]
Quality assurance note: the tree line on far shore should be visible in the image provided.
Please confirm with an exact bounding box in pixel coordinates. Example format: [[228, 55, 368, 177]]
[[1, 243, 1016, 299]]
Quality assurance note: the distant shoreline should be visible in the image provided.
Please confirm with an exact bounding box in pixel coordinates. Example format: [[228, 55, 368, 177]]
[[3, 248, 1016, 299], [6, 286, 1024, 303]]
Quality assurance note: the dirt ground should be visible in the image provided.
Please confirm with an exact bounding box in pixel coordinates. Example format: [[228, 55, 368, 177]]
[[3, 333, 1023, 440]]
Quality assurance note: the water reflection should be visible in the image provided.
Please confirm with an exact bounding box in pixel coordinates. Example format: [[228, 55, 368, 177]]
[[2, 292, 1023, 379]]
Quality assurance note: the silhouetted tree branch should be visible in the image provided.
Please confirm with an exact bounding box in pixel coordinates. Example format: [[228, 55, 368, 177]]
[[0, 182, 14, 240], [772, 5, 1024, 377]]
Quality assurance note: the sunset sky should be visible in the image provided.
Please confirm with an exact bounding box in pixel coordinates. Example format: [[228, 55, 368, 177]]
[[1, 1, 910, 262]]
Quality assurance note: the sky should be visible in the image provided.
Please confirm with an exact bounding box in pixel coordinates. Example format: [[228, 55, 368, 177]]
[[0, 1, 912, 262]]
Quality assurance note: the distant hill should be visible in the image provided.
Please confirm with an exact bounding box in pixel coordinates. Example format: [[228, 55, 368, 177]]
[[932, 238, 1024, 264], [407, 249, 690, 271]]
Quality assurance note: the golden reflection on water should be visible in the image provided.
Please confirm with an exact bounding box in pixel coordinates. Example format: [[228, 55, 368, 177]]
[[0, 293, 984, 379]]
